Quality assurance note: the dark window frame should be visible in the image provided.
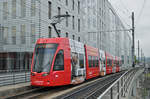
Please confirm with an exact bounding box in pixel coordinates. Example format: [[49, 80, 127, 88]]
[[58, 7, 61, 21], [53, 50, 64, 71], [66, 32, 68, 37], [66, 12, 69, 27], [72, 16, 75, 29], [66, 0, 68, 6], [78, 37, 80, 42], [79, 54, 84, 68], [48, 1, 52, 19], [96, 57, 99, 67], [72, 0, 74, 10], [93, 56, 96, 67], [48, 26, 51, 38], [78, 1, 80, 14], [88, 55, 92, 68], [72, 35, 75, 40], [78, 19, 80, 32]]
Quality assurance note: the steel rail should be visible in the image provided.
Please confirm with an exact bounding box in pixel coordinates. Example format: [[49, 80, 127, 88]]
[[58, 71, 125, 99], [98, 68, 137, 99], [84, 73, 124, 99], [4, 87, 44, 99]]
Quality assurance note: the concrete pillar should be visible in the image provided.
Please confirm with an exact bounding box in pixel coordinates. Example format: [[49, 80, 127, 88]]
[[20, 53, 25, 70], [0, 24, 3, 51], [6, 53, 12, 71]]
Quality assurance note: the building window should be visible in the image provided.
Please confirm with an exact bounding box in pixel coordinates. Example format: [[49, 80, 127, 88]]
[[78, 19, 80, 32], [31, 24, 35, 43], [58, 7, 61, 21], [72, 0, 74, 10], [66, 12, 68, 27], [72, 35, 75, 40], [21, 0, 26, 17], [0, 53, 8, 70], [58, 7, 61, 15], [66, 0, 68, 6], [66, 32, 68, 37], [48, 26, 51, 38], [12, 0, 16, 19], [48, 1, 51, 19], [3, 2, 8, 20], [31, 0, 36, 16], [12, 26, 16, 44], [21, 25, 26, 44], [3, 27, 8, 44], [78, 1, 80, 14], [72, 16, 75, 29], [78, 37, 80, 42]]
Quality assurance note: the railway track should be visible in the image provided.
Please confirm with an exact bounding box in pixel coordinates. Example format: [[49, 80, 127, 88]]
[[56, 71, 125, 99], [3, 71, 127, 99], [3, 85, 74, 99], [4, 87, 45, 99]]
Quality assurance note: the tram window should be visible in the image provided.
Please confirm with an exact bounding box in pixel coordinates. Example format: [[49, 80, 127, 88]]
[[103, 59, 106, 67], [53, 50, 64, 71], [95, 57, 97, 67], [109, 59, 111, 66], [115, 60, 117, 66], [110, 59, 112, 66], [88, 55, 92, 67], [93, 56, 96, 67], [107, 59, 109, 66], [117, 61, 119, 66], [79, 54, 84, 68], [96, 57, 99, 67], [100, 58, 102, 66], [120, 61, 122, 67]]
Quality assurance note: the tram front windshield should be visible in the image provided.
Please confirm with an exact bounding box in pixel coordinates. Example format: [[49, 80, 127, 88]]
[[32, 44, 58, 73]]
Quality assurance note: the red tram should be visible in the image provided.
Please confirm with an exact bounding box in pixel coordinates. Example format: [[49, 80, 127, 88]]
[[105, 53, 113, 74], [85, 45, 100, 79], [31, 38, 121, 87]]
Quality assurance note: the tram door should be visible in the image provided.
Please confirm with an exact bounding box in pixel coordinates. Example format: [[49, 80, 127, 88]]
[[52, 49, 65, 85], [99, 50, 106, 76], [69, 39, 86, 84], [51, 39, 72, 86]]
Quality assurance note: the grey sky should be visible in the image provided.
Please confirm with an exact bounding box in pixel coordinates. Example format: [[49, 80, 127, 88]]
[[110, 0, 150, 57]]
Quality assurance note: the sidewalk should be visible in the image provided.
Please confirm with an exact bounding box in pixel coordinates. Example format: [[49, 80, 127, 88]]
[[0, 82, 31, 98]]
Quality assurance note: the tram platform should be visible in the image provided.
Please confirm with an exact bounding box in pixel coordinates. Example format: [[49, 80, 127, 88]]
[[0, 82, 31, 98]]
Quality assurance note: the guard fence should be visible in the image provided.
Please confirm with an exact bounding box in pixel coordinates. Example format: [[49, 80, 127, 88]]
[[0, 69, 30, 87], [98, 67, 144, 99]]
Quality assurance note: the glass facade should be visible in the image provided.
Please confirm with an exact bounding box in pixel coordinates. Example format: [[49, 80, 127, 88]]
[[0, 0, 132, 71]]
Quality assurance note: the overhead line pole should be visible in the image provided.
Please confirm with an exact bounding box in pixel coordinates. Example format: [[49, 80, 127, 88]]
[[141, 49, 143, 62], [132, 12, 135, 67], [138, 40, 140, 65]]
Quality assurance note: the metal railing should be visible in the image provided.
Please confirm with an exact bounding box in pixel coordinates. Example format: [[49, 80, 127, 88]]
[[0, 70, 30, 87], [98, 68, 142, 99]]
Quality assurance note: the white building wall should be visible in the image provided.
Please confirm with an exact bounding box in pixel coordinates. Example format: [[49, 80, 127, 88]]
[[0, 0, 83, 52], [0, 0, 132, 68]]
